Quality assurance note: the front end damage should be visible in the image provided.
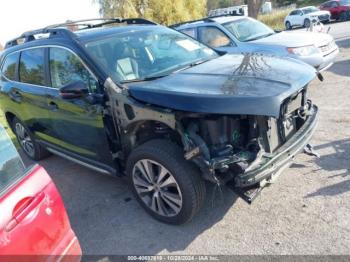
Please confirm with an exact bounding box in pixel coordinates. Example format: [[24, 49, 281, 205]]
[[177, 90, 319, 203], [105, 76, 319, 204]]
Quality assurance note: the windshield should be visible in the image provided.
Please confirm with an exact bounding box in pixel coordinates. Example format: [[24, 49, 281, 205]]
[[84, 27, 218, 83], [302, 7, 319, 14], [340, 0, 350, 5], [223, 17, 274, 42]]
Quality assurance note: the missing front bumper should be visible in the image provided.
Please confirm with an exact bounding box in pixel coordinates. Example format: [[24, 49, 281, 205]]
[[233, 105, 319, 189]]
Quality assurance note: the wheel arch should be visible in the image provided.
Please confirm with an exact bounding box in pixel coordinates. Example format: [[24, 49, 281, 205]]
[[123, 119, 183, 157], [4, 111, 16, 130]]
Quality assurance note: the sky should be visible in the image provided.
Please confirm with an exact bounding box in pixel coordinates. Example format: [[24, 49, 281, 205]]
[[0, 0, 101, 46]]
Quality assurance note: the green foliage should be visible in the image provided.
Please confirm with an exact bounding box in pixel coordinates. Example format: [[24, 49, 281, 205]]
[[95, 0, 207, 25], [258, 8, 293, 30]]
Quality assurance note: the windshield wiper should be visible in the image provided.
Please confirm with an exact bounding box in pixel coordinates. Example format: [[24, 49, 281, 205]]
[[173, 58, 212, 73], [245, 32, 275, 42], [120, 74, 168, 84]]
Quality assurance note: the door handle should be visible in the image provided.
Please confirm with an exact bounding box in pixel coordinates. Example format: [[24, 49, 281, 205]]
[[5, 192, 46, 232], [9, 90, 22, 102], [48, 101, 59, 111]]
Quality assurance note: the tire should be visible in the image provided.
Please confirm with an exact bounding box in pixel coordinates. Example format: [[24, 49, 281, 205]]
[[339, 11, 347, 22], [285, 21, 292, 30], [126, 139, 206, 225], [304, 18, 311, 28], [12, 117, 50, 161]]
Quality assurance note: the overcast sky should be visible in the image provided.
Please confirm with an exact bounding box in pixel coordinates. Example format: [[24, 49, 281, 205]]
[[0, 0, 100, 46]]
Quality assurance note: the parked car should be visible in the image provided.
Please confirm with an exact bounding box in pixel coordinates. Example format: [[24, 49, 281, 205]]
[[320, 0, 350, 21], [284, 6, 331, 29], [172, 15, 339, 72], [0, 125, 81, 257], [0, 18, 320, 224]]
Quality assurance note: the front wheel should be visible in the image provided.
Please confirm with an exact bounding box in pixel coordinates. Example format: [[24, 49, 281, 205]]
[[339, 11, 348, 22], [126, 139, 206, 225]]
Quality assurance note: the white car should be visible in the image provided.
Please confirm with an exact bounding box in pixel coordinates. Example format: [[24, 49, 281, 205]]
[[285, 6, 331, 30]]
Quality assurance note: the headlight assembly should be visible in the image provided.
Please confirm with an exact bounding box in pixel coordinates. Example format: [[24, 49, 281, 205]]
[[287, 45, 319, 56]]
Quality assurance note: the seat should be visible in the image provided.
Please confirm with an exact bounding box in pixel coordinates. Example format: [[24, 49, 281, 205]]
[[113, 43, 139, 81]]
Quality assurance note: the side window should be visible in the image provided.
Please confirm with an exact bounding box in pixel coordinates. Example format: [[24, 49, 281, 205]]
[[330, 1, 338, 7], [198, 27, 231, 48], [0, 126, 25, 196], [290, 10, 297, 15], [49, 47, 98, 92], [19, 48, 45, 86], [180, 28, 197, 39], [1, 52, 19, 81]]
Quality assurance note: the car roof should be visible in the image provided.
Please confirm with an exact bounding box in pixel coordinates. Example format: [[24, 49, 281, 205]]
[[211, 16, 247, 24], [300, 6, 317, 10], [2, 18, 159, 54], [76, 24, 161, 42], [175, 15, 247, 30]]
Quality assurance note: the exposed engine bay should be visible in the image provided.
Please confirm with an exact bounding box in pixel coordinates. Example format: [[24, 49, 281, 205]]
[[178, 88, 315, 186]]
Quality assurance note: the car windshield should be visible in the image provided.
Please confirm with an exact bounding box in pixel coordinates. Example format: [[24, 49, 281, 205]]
[[302, 7, 320, 14], [340, 0, 350, 5], [222, 18, 275, 42], [84, 26, 218, 83]]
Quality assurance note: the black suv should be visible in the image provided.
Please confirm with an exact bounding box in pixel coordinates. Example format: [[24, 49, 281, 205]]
[[0, 18, 319, 224]]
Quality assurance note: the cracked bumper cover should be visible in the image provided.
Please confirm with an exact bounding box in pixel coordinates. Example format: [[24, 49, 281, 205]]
[[234, 105, 319, 188]]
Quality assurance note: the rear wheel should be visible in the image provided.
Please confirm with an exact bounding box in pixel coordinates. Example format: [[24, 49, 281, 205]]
[[12, 117, 50, 161], [285, 21, 292, 30], [126, 139, 206, 224], [304, 18, 311, 28]]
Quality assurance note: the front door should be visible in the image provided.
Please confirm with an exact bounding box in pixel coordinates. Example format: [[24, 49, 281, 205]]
[[45, 46, 114, 168]]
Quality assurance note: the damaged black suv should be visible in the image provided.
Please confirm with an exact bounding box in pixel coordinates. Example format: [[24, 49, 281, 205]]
[[0, 18, 319, 224]]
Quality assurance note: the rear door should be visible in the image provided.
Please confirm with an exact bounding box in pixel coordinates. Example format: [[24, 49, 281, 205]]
[[0, 125, 75, 255]]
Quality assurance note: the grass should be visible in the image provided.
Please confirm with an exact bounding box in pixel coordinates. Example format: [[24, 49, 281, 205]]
[[297, 0, 325, 7], [0, 110, 17, 146], [258, 8, 293, 30]]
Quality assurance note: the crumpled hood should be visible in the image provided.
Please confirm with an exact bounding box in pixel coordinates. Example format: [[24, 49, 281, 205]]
[[126, 53, 317, 117], [253, 31, 333, 48]]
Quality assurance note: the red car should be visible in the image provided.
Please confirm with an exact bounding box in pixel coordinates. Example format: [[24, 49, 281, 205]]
[[320, 0, 350, 21], [0, 125, 82, 259]]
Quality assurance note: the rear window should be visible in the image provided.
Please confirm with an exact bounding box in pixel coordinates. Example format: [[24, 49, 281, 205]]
[[0, 126, 25, 196], [1, 52, 19, 81], [19, 48, 46, 86]]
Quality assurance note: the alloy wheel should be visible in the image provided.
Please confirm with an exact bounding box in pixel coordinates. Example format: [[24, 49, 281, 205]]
[[132, 159, 183, 217], [15, 122, 35, 157]]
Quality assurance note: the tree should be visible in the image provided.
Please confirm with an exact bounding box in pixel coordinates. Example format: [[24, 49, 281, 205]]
[[247, 0, 264, 18], [95, 0, 207, 25]]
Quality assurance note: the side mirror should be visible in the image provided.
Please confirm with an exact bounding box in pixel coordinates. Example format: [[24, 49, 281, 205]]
[[59, 81, 88, 99]]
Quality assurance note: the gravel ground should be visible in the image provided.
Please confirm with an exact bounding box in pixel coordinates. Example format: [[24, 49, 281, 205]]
[[22, 21, 350, 255]]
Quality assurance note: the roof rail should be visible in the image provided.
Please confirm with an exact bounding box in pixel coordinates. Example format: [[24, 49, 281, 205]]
[[4, 17, 157, 49], [5, 28, 76, 49], [170, 14, 243, 28], [46, 17, 157, 30]]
